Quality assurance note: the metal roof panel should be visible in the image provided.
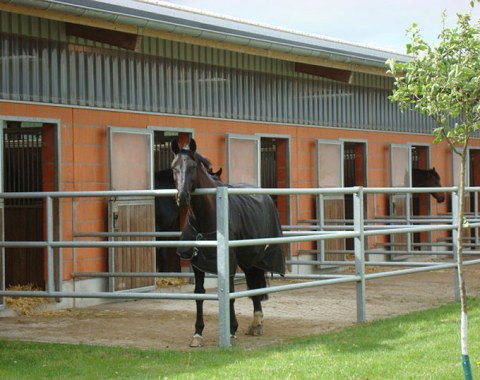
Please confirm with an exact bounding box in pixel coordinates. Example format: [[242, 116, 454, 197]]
[[2, 0, 411, 68]]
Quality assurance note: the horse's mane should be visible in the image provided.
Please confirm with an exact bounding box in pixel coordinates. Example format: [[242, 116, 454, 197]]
[[413, 167, 440, 179], [193, 151, 211, 171], [192, 151, 224, 186]]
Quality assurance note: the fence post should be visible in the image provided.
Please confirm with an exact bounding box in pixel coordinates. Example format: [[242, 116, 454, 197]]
[[474, 191, 479, 247], [354, 187, 366, 323], [317, 193, 325, 263], [451, 189, 461, 302], [405, 192, 412, 254], [46, 196, 55, 293], [216, 186, 231, 348]]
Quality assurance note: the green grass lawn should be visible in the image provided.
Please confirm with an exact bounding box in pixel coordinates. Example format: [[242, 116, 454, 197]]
[[1, 299, 480, 379]]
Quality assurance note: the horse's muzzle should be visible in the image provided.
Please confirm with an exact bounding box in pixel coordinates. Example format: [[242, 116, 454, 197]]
[[176, 191, 191, 208], [434, 193, 445, 203]]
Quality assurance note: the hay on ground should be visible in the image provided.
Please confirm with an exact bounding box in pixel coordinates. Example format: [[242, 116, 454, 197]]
[[156, 277, 189, 288], [5, 284, 51, 316]]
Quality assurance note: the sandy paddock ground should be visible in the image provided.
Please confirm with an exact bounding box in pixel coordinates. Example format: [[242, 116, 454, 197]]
[[1, 264, 480, 350]]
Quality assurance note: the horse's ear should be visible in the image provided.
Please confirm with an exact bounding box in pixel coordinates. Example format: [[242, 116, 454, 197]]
[[189, 139, 197, 153], [171, 139, 180, 155], [217, 168, 223, 177]]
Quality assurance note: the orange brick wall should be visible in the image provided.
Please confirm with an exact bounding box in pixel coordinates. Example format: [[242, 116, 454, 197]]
[[1, 102, 479, 280]]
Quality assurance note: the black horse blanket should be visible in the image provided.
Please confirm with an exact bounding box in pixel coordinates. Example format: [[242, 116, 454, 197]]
[[177, 190, 285, 276]]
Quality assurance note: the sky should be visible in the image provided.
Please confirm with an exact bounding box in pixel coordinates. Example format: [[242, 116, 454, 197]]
[[163, 0, 480, 53]]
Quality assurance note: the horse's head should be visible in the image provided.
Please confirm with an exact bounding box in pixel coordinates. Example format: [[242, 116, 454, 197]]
[[427, 167, 445, 203], [171, 139, 198, 208], [412, 167, 446, 203]]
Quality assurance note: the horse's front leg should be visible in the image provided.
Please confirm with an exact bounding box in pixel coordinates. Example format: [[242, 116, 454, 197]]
[[190, 267, 205, 347], [244, 267, 267, 336], [229, 275, 239, 342]]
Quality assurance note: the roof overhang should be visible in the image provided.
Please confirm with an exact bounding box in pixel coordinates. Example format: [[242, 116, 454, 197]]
[[1, 0, 411, 76]]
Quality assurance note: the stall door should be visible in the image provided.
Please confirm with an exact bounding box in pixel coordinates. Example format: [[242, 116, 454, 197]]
[[316, 140, 345, 262], [227, 134, 291, 221], [227, 134, 260, 186], [4, 124, 44, 289], [261, 137, 290, 225], [108, 128, 155, 291], [344, 142, 367, 252], [390, 144, 412, 254]]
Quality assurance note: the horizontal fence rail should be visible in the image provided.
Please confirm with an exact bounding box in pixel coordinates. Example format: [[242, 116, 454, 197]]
[[1, 186, 480, 347]]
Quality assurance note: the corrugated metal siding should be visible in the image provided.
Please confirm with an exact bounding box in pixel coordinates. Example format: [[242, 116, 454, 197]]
[[0, 11, 436, 133]]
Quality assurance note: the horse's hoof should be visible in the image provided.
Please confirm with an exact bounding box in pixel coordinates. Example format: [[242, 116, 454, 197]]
[[246, 311, 264, 336], [230, 335, 237, 345], [246, 324, 263, 336], [190, 334, 204, 348]]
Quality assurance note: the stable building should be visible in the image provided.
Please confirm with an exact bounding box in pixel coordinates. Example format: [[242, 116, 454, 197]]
[[1, 0, 479, 302]]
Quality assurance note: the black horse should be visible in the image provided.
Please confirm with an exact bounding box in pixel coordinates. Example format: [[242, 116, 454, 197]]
[[171, 139, 285, 347], [412, 168, 445, 203], [154, 167, 222, 272]]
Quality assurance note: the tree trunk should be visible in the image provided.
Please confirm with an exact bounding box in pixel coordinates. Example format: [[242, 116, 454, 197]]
[[457, 149, 472, 380]]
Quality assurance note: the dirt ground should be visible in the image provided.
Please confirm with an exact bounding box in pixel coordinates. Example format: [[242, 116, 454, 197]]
[[1, 265, 480, 350]]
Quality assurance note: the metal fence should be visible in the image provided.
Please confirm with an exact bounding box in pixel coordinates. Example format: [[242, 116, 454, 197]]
[[1, 186, 480, 348]]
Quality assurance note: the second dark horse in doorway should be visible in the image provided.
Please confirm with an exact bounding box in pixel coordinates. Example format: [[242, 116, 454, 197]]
[[412, 167, 445, 203]]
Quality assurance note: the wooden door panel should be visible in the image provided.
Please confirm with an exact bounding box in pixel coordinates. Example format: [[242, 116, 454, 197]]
[[324, 197, 345, 261], [109, 199, 155, 291], [391, 195, 408, 253]]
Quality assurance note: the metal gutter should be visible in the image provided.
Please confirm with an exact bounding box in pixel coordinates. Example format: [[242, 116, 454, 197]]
[[1, 0, 411, 73]]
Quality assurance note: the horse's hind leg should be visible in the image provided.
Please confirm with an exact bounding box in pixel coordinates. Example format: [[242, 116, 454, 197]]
[[243, 267, 267, 336], [229, 275, 239, 342], [190, 267, 205, 347]]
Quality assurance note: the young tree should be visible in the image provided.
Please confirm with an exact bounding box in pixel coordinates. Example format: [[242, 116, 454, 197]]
[[387, 3, 480, 379]]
